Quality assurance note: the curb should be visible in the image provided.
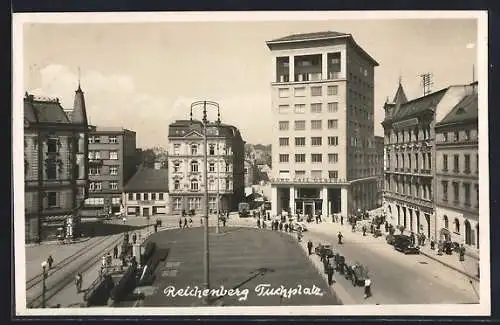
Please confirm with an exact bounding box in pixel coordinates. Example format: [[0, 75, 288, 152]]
[[418, 250, 479, 282]]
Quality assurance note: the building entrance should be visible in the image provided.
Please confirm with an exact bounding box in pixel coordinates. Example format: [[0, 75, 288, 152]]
[[304, 202, 315, 216]]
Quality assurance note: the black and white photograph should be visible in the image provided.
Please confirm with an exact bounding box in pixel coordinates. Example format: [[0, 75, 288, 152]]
[[12, 11, 490, 316]]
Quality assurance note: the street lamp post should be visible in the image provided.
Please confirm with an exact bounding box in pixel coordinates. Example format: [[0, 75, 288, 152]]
[[41, 261, 48, 308], [190, 100, 221, 304]]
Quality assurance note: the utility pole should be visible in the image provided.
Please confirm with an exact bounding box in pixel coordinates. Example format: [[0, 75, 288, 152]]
[[190, 100, 220, 305], [420, 73, 433, 96]]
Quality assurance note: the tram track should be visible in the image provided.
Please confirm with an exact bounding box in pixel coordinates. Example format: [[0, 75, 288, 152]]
[[26, 233, 124, 308]]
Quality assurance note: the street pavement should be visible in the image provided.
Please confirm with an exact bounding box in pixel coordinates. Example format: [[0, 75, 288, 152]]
[[299, 221, 479, 305], [115, 226, 340, 307]]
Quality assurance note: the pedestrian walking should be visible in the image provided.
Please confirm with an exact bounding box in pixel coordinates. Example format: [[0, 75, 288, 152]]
[[222, 217, 226, 227], [340, 215, 344, 225], [364, 277, 372, 299], [327, 261, 335, 285], [132, 233, 137, 244], [47, 255, 54, 269], [189, 217, 193, 227], [113, 245, 118, 259], [179, 218, 182, 228], [362, 225, 367, 236], [384, 222, 388, 233], [430, 237, 435, 250], [75, 272, 82, 293], [284, 223, 289, 232], [459, 244, 466, 262], [307, 240, 313, 255], [154, 223, 158, 233], [410, 232, 415, 246], [183, 218, 188, 228], [337, 232, 343, 245], [257, 218, 261, 228]]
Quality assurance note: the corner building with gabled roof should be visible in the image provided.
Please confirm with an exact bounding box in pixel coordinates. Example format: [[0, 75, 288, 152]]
[[266, 31, 383, 218]]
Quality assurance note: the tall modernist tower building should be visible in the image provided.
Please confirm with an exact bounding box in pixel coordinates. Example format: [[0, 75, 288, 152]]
[[266, 31, 381, 217]]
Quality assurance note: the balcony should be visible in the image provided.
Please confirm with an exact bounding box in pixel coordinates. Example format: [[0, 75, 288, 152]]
[[420, 169, 431, 174], [88, 159, 103, 166]]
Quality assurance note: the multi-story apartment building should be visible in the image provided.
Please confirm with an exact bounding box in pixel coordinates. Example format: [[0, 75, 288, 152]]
[[24, 85, 90, 242], [244, 159, 255, 187], [435, 83, 478, 253], [123, 166, 169, 217], [382, 80, 478, 241], [266, 31, 381, 217], [167, 119, 245, 214], [82, 127, 137, 217], [375, 136, 385, 206]]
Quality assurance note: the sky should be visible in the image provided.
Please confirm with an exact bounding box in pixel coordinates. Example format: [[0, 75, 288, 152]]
[[21, 15, 479, 148]]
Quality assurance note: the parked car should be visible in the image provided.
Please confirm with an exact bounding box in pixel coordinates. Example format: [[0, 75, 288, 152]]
[[394, 236, 420, 254], [291, 221, 308, 232], [314, 244, 335, 258], [386, 234, 407, 245]]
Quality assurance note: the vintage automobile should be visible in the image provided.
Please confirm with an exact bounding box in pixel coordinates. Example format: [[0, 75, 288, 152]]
[[394, 236, 420, 254], [314, 244, 335, 258], [386, 234, 407, 245], [291, 220, 308, 232]]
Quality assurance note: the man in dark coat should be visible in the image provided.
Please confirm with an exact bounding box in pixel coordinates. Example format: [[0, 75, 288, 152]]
[[307, 240, 313, 255], [326, 260, 335, 285]]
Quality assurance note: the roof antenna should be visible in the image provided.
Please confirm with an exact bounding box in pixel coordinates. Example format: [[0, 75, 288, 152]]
[[77, 66, 81, 90]]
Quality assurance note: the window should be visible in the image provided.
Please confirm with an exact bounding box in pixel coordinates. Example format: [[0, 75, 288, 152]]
[[329, 171, 338, 179], [209, 162, 215, 172], [46, 160, 56, 179], [151, 193, 156, 200], [191, 161, 199, 173], [209, 180, 215, 191], [109, 136, 118, 144], [279, 154, 289, 163], [328, 119, 338, 129], [143, 193, 149, 201], [279, 137, 289, 146], [209, 145, 215, 155], [295, 137, 305, 146], [173, 162, 180, 172], [311, 120, 322, 130], [173, 144, 180, 155], [311, 103, 322, 113], [328, 136, 339, 146], [225, 163, 231, 173], [311, 137, 322, 146], [328, 153, 338, 163], [294, 104, 306, 114], [191, 144, 198, 155], [279, 121, 289, 130], [174, 198, 182, 210], [47, 192, 57, 207], [453, 131, 459, 142], [311, 154, 322, 163], [136, 193, 141, 200], [94, 182, 102, 191], [295, 120, 306, 130], [109, 151, 118, 160], [454, 218, 460, 233], [278, 88, 290, 98], [327, 102, 338, 112], [464, 130, 470, 141], [190, 179, 199, 191], [453, 155, 459, 172], [452, 182, 459, 202], [47, 139, 58, 153], [128, 193, 133, 200], [278, 105, 290, 114], [174, 180, 180, 190], [464, 154, 471, 173], [110, 181, 118, 190], [93, 136, 101, 144], [443, 154, 448, 171], [464, 183, 471, 206], [295, 154, 306, 163], [311, 170, 322, 179], [311, 86, 322, 96], [442, 181, 448, 201], [295, 170, 306, 177], [159, 193, 164, 200], [327, 86, 338, 96], [294, 87, 306, 97], [110, 166, 118, 176], [89, 167, 101, 176], [444, 215, 449, 229], [225, 179, 230, 191], [188, 197, 201, 210]]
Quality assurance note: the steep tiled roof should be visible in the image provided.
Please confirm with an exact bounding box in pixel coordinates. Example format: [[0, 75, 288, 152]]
[[24, 96, 70, 124], [168, 120, 241, 139], [437, 93, 478, 126], [390, 88, 448, 121], [71, 86, 88, 125], [392, 83, 408, 104], [267, 31, 349, 43], [124, 168, 169, 192]]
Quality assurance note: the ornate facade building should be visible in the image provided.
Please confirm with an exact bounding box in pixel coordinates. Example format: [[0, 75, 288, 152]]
[[24, 84, 90, 242], [435, 82, 479, 253], [167, 120, 245, 214], [382, 81, 478, 241], [266, 31, 382, 218]]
